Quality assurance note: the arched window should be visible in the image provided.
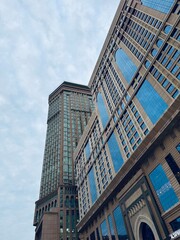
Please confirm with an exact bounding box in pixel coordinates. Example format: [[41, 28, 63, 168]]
[[151, 49, 158, 57], [145, 60, 150, 68], [164, 25, 172, 34], [140, 222, 155, 240], [156, 39, 163, 48], [141, 0, 174, 14], [115, 49, 137, 83]]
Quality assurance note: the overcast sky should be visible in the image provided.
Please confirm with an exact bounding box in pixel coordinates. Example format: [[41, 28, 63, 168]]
[[0, 0, 119, 239]]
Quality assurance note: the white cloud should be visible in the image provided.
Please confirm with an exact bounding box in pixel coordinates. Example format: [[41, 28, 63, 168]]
[[0, 0, 119, 239]]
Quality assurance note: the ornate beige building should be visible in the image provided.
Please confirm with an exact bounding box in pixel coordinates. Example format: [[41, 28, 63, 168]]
[[74, 0, 180, 239]]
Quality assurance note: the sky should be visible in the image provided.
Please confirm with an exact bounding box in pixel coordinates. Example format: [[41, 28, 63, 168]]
[[0, 0, 119, 239]]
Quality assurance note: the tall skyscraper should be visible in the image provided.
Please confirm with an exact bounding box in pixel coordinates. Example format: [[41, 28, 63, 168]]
[[74, 0, 180, 239], [33, 82, 94, 240]]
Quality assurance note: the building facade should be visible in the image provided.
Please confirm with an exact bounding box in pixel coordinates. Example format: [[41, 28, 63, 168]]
[[33, 82, 94, 240], [74, 0, 180, 239]]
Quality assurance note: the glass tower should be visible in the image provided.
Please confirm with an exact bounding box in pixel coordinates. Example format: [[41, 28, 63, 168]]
[[33, 82, 94, 240]]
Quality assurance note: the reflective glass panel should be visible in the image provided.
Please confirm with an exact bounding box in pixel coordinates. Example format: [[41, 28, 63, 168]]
[[170, 217, 180, 231], [101, 219, 109, 240], [142, 0, 174, 14], [113, 206, 128, 240], [88, 168, 97, 204], [164, 25, 172, 34], [156, 39, 163, 48], [108, 133, 124, 173], [136, 80, 168, 124], [145, 60, 150, 68], [97, 92, 109, 128], [149, 164, 179, 211], [108, 215, 115, 240], [176, 143, 180, 153], [151, 49, 158, 56], [85, 141, 91, 160], [115, 49, 137, 83]]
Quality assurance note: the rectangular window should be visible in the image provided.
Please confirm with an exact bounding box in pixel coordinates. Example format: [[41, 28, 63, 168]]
[[88, 168, 97, 204], [107, 133, 124, 173], [97, 92, 109, 128], [165, 154, 180, 183], [176, 143, 180, 153], [108, 215, 115, 240], [100, 219, 109, 240], [149, 164, 179, 211], [90, 231, 95, 240], [96, 228, 100, 240], [113, 206, 128, 240], [170, 217, 180, 231], [136, 80, 168, 124], [85, 141, 91, 161]]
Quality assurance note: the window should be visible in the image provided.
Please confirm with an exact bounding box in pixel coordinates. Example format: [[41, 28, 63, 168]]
[[108, 215, 115, 240], [113, 206, 128, 240], [176, 143, 180, 153], [164, 25, 172, 34], [88, 168, 97, 204], [165, 154, 180, 183], [115, 49, 137, 83], [85, 141, 91, 161], [97, 92, 109, 128], [145, 60, 150, 68], [170, 217, 180, 231], [151, 49, 158, 56], [136, 80, 168, 124], [149, 164, 179, 211], [96, 228, 100, 240], [107, 133, 124, 173], [101, 219, 109, 240], [90, 231, 95, 240], [141, 0, 174, 13]]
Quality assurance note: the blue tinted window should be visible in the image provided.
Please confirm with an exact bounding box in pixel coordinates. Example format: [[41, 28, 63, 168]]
[[171, 65, 179, 74], [88, 168, 97, 204], [152, 48, 158, 56], [97, 92, 109, 128], [136, 80, 168, 124], [176, 143, 180, 153], [113, 207, 128, 240], [142, 0, 174, 14], [85, 141, 91, 160], [170, 217, 180, 231], [172, 90, 179, 98], [101, 220, 109, 240], [156, 39, 163, 48], [162, 79, 169, 87], [149, 165, 179, 211], [167, 84, 174, 93], [108, 215, 115, 240], [164, 25, 172, 34], [107, 133, 124, 173], [115, 49, 137, 83], [145, 60, 150, 68]]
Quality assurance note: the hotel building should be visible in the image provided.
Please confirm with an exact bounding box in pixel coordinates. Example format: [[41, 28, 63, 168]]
[[74, 0, 180, 239], [33, 82, 94, 240]]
